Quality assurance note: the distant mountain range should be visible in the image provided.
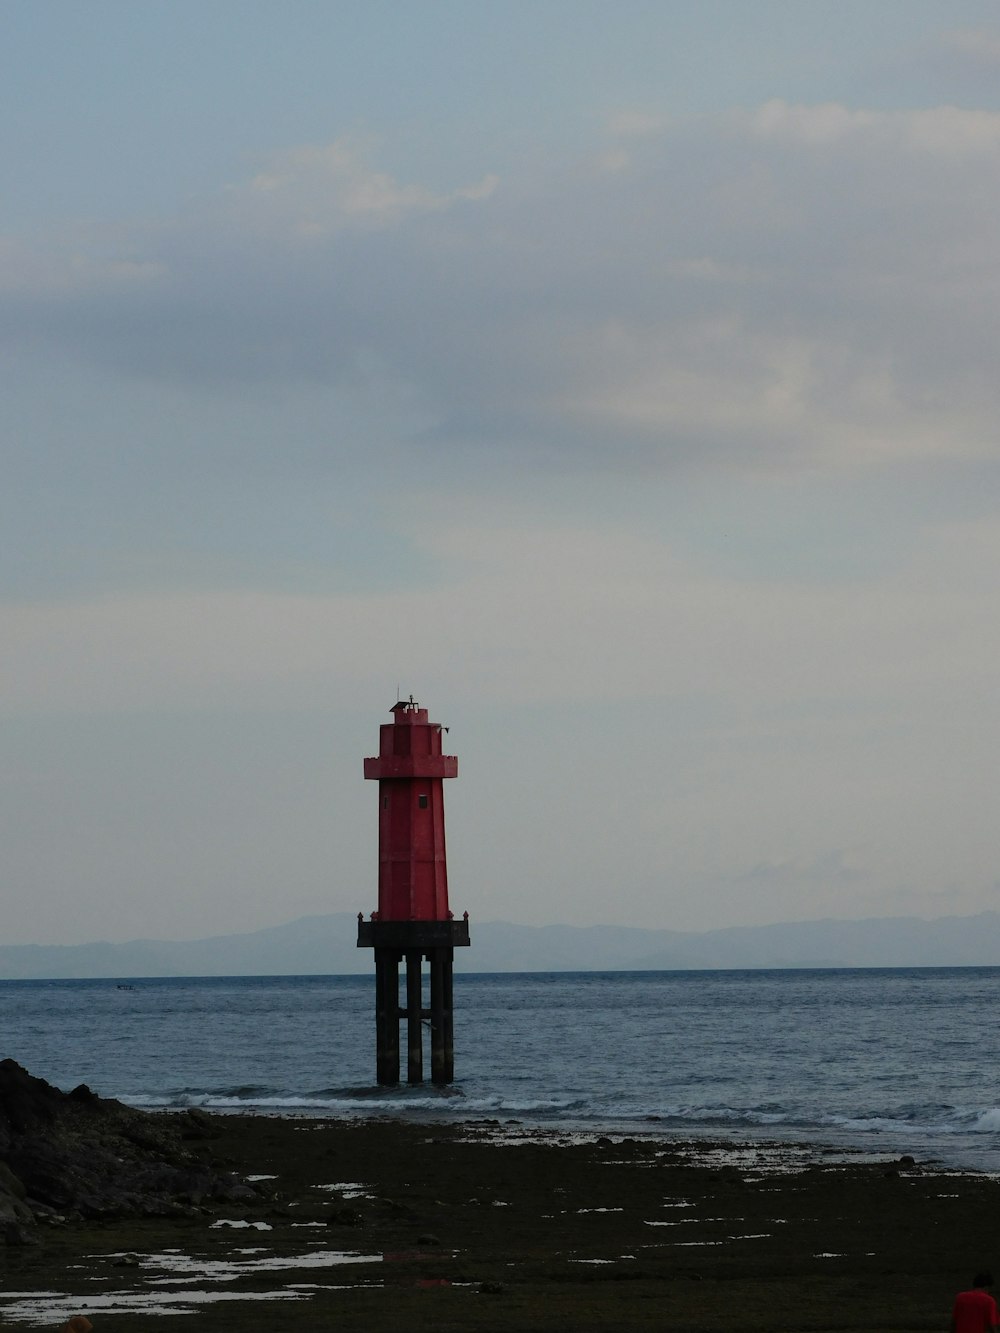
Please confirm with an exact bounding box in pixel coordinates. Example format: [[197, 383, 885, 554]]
[[2, 910, 1000, 979]]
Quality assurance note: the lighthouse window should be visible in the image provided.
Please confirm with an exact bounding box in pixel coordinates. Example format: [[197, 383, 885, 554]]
[[383, 797, 389, 809], [418, 794, 428, 809]]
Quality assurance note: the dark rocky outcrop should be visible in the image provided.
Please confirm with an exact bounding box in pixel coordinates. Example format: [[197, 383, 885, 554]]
[[0, 1059, 257, 1243]]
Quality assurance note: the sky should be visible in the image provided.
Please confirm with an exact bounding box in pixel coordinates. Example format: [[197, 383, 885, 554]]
[[3, 1, 1000, 946]]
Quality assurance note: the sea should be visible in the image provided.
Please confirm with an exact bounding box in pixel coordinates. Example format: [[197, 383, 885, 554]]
[[3, 967, 1000, 1173]]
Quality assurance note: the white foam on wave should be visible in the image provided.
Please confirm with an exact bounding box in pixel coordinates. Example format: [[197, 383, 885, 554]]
[[126, 1085, 995, 1146], [123, 1089, 585, 1118], [825, 1114, 918, 1134]]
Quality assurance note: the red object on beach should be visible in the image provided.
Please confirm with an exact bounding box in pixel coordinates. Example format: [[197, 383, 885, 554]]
[[363, 697, 458, 921]]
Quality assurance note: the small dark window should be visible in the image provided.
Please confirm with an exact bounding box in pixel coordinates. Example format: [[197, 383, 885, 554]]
[[383, 796, 389, 809], [418, 794, 428, 809]]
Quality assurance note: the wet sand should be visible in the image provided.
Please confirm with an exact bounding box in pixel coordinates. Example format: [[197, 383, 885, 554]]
[[3, 1113, 996, 1331]]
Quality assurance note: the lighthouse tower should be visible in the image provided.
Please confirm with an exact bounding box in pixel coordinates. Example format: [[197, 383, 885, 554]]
[[357, 697, 470, 1084]]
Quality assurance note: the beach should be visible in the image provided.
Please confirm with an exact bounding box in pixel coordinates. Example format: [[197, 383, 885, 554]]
[[3, 1112, 995, 1331]]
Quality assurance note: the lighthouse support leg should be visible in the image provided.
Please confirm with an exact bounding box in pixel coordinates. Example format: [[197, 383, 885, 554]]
[[374, 949, 401, 1086], [405, 951, 424, 1084], [359, 919, 469, 1086], [429, 947, 455, 1085]]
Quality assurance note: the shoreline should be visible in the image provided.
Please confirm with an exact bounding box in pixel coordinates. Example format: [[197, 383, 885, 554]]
[[138, 1099, 1000, 1177], [210, 1107, 925, 1164], [4, 1110, 997, 1330]]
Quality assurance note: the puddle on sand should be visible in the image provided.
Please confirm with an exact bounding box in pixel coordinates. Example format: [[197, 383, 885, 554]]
[[140, 1247, 383, 1280], [0, 1288, 319, 1324], [314, 1181, 371, 1198], [0, 1247, 385, 1327], [670, 1144, 892, 1174], [210, 1219, 272, 1230]]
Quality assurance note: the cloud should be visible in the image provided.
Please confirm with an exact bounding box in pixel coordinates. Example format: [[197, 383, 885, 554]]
[[746, 100, 880, 145], [4, 103, 1000, 482], [735, 849, 864, 888], [4, 503, 1000, 716], [746, 98, 1000, 153], [605, 109, 668, 139], [0, 235, 164, 297], [243, 137, 498, 234], [939, 27, 1000, 71]]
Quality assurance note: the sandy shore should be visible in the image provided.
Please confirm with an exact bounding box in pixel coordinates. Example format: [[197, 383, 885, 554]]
[[2, 1113, 996, 1331]]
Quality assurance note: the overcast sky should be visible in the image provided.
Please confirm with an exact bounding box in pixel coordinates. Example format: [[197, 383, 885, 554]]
[[3, 1, 1000, 947]]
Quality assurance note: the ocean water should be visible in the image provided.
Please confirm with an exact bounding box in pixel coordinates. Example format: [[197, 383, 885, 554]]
[[3, 968, 1000, 1171]]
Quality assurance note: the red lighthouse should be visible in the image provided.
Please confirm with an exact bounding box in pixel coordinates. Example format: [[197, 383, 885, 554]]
[[358, 697, 470, 1084]]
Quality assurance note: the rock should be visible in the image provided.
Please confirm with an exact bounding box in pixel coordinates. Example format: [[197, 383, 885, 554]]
[[0, 1157, 39, 1245], [0, 1059, 259, 1244], [0, 1192, 38, 1245], [380, 1198, 417, 1218], [180, 1107, 221, 1140], [0, 1160, 26, 1199]]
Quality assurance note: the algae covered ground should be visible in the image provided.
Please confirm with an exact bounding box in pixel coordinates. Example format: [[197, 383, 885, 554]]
[[2, 1114, 996, 1331]]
